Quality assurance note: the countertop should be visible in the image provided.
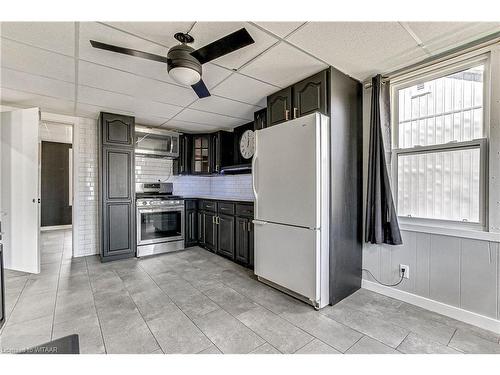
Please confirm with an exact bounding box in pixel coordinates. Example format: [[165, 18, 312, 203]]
[[181, 195, 255, 203]]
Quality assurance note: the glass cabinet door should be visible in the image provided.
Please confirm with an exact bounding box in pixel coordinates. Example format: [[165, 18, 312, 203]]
[[193, 136, 210, 173]]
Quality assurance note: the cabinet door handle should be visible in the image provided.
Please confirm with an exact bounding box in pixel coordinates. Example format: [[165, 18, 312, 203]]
[[212, 216, 215, 224], [247, 221, 251, 232], [293, 107, 298, 119], [216, 216, 220, 225], [285, 109, 289, 121], [242, 221, 246, 231]]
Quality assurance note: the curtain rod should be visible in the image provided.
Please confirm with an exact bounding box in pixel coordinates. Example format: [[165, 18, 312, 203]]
[[363, 31, 500, 89]]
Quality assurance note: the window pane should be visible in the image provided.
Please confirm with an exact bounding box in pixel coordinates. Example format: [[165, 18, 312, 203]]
[[397, 65, 484, 148], [397, 148, 480, 222]]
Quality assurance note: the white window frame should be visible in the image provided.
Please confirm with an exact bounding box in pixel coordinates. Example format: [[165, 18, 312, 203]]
[[390, 54, 491, 231]]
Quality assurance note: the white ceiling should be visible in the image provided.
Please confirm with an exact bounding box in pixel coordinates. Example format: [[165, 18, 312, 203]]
[[1, 21, 499, 132]]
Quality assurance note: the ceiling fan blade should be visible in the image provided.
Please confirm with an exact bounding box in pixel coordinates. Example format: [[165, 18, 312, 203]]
[[89, 40, 169, 64], [191, 79, 211, 98], [190, 28, 255, 64]]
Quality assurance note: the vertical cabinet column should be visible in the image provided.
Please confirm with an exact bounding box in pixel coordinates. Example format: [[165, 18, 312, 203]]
[[98, 112, 136, 262]]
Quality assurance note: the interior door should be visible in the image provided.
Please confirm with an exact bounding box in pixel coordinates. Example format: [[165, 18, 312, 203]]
[[0, 108, 40, 273], [253, 113, 320, 228]]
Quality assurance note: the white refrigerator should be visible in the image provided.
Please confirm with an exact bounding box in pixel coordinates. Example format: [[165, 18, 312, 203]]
[[252, 112, 330, 309]]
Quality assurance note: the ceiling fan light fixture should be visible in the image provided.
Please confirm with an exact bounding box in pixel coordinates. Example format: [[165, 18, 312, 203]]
[[169, 66, 201, 86]]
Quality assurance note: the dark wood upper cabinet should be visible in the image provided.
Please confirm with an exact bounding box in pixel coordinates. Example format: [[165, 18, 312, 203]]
[[212, 131, 235, 173], [192, 134, 212, 174], [266, 69, 329, 127], [293, 70, 328, 118], [254, 108, 267, 130], [101, 112, 134, 147], [174, 134, 192, 175], [267, 87, 293, 127]]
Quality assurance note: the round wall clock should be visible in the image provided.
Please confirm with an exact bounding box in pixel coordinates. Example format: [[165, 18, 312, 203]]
[[239, 129, 255, 159]]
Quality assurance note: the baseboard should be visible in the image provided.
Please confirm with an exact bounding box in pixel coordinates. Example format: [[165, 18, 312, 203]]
[[362, 279, 500, 334], [40, 225, 72, 231]]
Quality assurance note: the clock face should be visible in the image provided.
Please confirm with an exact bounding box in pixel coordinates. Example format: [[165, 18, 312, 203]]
[[239, 130, 255, 159]]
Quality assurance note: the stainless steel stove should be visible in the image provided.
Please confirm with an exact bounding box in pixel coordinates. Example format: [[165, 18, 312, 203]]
[[136, 183, 185, 257]]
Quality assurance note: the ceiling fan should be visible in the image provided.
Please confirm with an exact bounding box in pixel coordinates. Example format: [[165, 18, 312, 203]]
[[89, 28, 255, 99]]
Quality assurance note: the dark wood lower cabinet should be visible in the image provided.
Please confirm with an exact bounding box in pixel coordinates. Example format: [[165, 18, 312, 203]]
[[185, 209, 197, 247], [186, 200, 254, 268], [217, 214, 235, 259], [204, 211, 217, 252]]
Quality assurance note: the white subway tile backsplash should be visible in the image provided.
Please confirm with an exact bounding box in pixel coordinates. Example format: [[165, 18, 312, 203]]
[[135, 155, 254, 200]]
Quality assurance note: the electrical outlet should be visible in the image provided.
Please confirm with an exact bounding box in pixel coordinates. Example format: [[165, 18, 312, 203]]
[[400, 264, 409, 279]]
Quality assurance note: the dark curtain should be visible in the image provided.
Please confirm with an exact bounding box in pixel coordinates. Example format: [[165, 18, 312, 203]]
[[365, 75, 402, 245]]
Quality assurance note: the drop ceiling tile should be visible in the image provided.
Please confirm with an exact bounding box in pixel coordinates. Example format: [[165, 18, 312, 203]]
[[0, 87, 75, 116], [165, 119, 219, 133], [240, 42, 327, 88], [0, 22, 75, 56], [190, 95, 260, 121], [200, 63, 233, 89], [188, 22, 278, 70], [1, 68, 75, 100], [75, 102, 169, 127], [254, 22, 305, 38], [78, 60, 197, 107], [173, 108, 246, 129], [212, 73, 277, 106], [77, 85, 133, 111], [79, 22, 175, 84], [287, 22, 422, 81], [104, 22, 194, 47], [1, 39, 75, 82], [77, 85, 180, 122], [407, 22, 500, 54]]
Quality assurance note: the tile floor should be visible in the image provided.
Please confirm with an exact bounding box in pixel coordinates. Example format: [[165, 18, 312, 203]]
[[1, 229, 500, 354]]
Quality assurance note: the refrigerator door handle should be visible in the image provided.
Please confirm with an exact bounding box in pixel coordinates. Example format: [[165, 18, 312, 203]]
[[252, 219, 267, 225], [251, 154, 258, 200]]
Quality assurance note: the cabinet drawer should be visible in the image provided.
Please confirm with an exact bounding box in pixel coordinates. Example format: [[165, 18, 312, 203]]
[[218, 202, 235, 215], [236, 203, 254, 217], [185, 199, 197, 210], [200, 200, 216, 212]]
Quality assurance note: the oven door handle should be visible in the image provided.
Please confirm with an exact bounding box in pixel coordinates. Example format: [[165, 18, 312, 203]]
[[138, 208, 182, 214]]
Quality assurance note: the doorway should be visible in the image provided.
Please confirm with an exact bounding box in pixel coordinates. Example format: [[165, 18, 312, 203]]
[[39, 121, 73, 230]]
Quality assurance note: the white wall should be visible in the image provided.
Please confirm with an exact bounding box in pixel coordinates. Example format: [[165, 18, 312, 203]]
[[361, 47, 500, 331]]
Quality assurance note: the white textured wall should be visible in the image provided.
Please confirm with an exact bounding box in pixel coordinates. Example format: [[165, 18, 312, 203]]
[[72, 117, 98, 257]]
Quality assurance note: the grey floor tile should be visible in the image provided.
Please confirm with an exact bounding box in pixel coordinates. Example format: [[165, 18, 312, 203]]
[[342, 291, 456, 345], [237, 306, 314, 354], [157, 278, 201, 300], [22, 275, 59, 296], [4, 276, 28, 295], [198, 344, 223, 354], [54, 299, 97, 325], [0, 315, 53, 353], [249, 342, 281, 354], [9, 290, 57, 324], [323, 301, 409, 348], [57, 274, 91, 292], [345, 336, 398, 354], [52, 315, 105, 354], [194, 309, 265, 354], [294, 339, 341, 354], [147, 313, 212, 354], [174, 293, 220, 320], [281, 309, 362, 353], [397, 333, 461, 354], [204, 284, 259, 316], [448, 329, 500, 354], [129, 289, 175, 322], [102, 318, 160, 354]]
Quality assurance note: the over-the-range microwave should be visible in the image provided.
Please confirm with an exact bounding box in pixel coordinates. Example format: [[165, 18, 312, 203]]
[[135, 125, 180, 158]]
